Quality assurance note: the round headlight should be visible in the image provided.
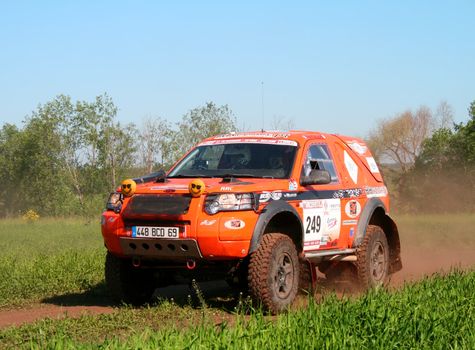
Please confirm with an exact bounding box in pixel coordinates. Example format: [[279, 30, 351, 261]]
[[106, 192, 123, 213], [206, 200, 220, 215]]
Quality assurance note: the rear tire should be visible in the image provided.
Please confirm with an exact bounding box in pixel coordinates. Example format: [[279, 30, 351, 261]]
[[356, 225, 389, 289], [105, 252, 156, 305], [248, 233, 299, 314]]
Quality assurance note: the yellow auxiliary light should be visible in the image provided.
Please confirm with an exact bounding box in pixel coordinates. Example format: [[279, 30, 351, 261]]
[[121, 179, 137, 197], [189, 179, 205, 198]]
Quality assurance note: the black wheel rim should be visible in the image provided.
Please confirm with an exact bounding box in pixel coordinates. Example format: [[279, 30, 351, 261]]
[[370, 241, 387, 282], [273, 252, 295, 299]]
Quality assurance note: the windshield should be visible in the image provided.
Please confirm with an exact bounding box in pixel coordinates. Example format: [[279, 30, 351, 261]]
[[168, 143, 297, 179]]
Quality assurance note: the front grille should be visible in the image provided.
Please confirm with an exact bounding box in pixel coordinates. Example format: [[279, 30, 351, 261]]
[[123, 194, 191, 217]]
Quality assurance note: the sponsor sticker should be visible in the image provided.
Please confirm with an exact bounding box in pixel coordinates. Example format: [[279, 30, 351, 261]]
[[345, 200, 361, 218], [283, 192, 298, 198], [150, 185, 188, 191], [300, 200, 325, 209], [220, 186, 233, 191], [333, 188, 363, 199], [327, 217, 338, 229], [270, 191, 282, 200], [344, 151, 358, 184], [288, 179, 298, 191], [304, 240, 321, 247], [224, 219, 246, 230], [214, 132, 291, 139], [349, 228, 355, 237], [302, 198, 341, 251], [366, 157, 380, 173], [343, 219, 358, 226], [365, 186, 388, 198], [200, 219, 217, 226], [348, 141, 368, 155], [259, 192, 271, 203], [200, 139, 298, 146], [259, 191, 283, 202]]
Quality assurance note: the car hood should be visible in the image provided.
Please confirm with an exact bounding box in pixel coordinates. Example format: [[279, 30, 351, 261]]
[[130, 177, 298, 195]]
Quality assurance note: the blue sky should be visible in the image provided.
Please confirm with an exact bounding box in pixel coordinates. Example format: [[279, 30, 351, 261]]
[[1, 1, 474, 136]]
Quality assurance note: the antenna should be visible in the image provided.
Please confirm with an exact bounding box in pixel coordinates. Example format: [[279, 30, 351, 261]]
[[261, 81, 264, 131]]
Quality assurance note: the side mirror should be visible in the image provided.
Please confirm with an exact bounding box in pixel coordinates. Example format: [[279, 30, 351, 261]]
[[300, 169, 331, 186]]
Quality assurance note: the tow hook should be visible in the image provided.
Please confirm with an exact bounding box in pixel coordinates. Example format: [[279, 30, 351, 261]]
[[186, 259, 196, 270], [132, 256, 141, 267]]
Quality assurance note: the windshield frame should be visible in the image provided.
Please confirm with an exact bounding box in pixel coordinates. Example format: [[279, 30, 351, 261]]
[[168, 142, 298, 179]]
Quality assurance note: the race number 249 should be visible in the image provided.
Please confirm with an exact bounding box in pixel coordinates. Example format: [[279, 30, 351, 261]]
[[305, 215, 321, 234]]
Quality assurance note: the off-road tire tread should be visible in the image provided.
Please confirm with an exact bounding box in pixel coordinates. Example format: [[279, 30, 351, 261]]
[[248, 233, 299, 314], [356, 225, 389, 289]]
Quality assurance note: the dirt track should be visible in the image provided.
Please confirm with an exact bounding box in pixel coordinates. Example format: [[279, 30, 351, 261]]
[[1, 244, 474, 329]]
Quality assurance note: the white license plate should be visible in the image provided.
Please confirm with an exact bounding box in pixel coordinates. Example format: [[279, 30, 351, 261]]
[[132, 226, 179, 239]]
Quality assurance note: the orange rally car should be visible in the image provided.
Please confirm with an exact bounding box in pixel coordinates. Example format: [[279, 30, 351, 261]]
[[101, 131, 402, 313]]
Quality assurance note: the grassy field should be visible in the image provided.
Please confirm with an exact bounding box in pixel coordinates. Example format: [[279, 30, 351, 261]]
[[0, 218, 105, 308], [0, 214, 474, 348]]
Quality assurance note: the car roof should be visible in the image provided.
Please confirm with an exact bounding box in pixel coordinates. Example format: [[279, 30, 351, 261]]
[[202, 130, 334, 145]]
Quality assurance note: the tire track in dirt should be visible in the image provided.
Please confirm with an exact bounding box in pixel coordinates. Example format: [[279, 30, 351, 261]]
[[0, 305, 115, 329]]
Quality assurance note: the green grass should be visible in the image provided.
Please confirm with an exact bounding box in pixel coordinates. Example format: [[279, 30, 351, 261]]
[[0, 270, 474, 349], [0, 218, 105, 308]]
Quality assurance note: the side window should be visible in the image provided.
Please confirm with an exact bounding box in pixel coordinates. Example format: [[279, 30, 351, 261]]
[[302, 144, 339, 183]]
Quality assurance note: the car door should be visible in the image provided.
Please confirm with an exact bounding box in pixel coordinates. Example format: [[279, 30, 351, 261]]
[[299, 141, 344, 251]]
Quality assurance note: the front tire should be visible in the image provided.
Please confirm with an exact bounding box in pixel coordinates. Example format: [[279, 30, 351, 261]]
[[356, 225, 390, 289], [105, 252, 156, 305], [248, 233, 299, 314]]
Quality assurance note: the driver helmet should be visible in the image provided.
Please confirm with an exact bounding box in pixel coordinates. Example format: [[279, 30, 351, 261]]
[[222, 144, 251, 166]]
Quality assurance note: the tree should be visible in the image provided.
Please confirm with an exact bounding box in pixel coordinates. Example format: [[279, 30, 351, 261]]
[[101, 121, 137, 189], [72, 94, 137, 193], [17, 108, 76, 216], [0, 124, 25, 216], [169, 102, 237, 163], [0, 94, 138, 217], [401, 99, 475, 213], [367, 106, 436, 172], [1, 97, 241, 217], [469, 100, 475, 120], [435, 100, 454, 129], [26, 94, 135, 208], [415, 128, 454, 171], [417, 100, 475, 169], [452, 101, 475, 165], [138, 117, 172, 173]]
